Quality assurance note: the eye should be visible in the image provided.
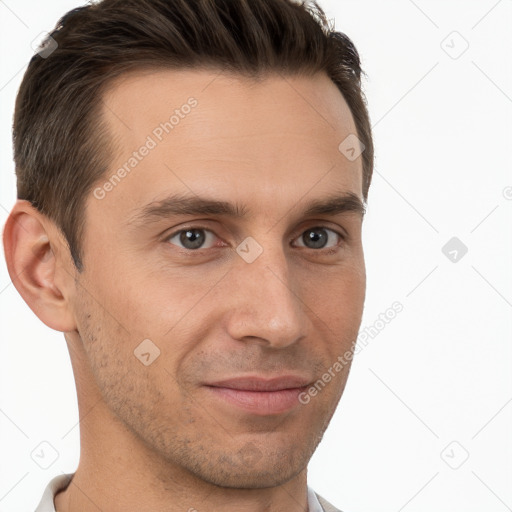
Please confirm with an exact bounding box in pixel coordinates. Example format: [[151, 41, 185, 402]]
[[164, 226, 344, 252], [166, 228, 219, 250], [293, 227, 343, 250]]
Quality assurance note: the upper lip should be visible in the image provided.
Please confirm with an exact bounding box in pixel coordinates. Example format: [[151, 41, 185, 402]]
[[204, 375, 312, 391]]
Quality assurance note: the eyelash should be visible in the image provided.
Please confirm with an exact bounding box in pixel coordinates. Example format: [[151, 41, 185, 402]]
[[163, 225, 345, 255]]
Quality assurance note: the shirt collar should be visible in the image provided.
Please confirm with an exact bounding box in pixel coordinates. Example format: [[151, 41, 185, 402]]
[[308, 485, 326, 511]]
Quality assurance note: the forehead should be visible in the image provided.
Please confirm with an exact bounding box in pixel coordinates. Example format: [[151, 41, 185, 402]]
[[102, 68, 358, 145], [94, 68, 363, 222]]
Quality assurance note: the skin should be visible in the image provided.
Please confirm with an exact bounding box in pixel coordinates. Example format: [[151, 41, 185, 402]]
[[3, 68, 366, 512]]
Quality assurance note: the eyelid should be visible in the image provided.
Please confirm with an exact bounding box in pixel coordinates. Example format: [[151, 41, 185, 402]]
[[291, 226, 344, 249], [164, 226, 222, 251]]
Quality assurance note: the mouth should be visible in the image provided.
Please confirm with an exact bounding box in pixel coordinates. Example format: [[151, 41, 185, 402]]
[[203, 375, 311, 416]]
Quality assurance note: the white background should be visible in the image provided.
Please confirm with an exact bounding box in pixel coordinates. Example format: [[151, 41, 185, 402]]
[[1, 1, 511, 511]]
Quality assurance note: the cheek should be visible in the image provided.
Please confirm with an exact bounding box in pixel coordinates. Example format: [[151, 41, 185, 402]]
[[76, 293, 186, 421], [307, 260, 366, 318], [306, 262, 366, 360], [83, 256, 174, 340], [92, 247, 220, 338], [339, 268, 366, 325]]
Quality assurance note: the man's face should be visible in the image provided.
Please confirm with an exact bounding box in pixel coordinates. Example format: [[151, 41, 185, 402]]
[[72, 69, 366, 488]]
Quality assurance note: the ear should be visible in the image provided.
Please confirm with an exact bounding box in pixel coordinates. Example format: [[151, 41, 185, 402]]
[[2, 199, 77, 332]]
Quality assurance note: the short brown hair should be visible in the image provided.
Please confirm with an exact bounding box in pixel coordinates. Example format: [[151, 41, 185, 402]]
[[13, 0, 374, 272]]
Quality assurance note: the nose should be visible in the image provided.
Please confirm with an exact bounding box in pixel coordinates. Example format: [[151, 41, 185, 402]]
[[224, 243, 309, 349]]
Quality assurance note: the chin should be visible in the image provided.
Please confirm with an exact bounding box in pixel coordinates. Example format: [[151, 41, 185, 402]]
[[200, 463, 304, 489], [182, 442, 312, 489]]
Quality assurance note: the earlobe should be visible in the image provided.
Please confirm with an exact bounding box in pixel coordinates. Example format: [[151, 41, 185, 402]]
[[3, 199, 77, 332]]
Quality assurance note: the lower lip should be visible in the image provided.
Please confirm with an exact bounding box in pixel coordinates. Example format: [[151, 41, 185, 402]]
[[204, 386, 308, 415]]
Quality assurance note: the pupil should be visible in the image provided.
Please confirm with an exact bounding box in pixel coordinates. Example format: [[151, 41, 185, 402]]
[[304, 228, 327, 249], [180, 229, 205, 249]]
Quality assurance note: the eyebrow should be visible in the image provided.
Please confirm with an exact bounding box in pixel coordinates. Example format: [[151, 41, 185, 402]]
[[127, 191, 366, 226]]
